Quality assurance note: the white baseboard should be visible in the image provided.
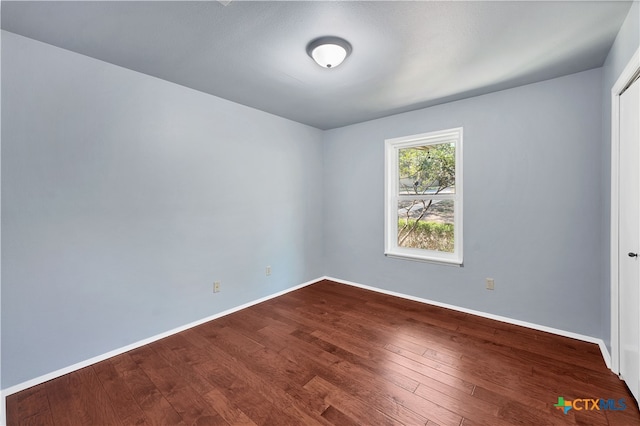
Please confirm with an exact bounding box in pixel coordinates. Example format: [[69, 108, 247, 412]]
[[598, 341, 612, 370], [0, 277, 322, 425], [325, 276, 612, 369], [1, 275, 613, 426]]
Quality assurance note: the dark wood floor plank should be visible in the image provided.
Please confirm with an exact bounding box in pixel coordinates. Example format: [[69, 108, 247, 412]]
[[45, 368, 122, 426], [295, 283, 584, 402], [387, 341, 572, 417], [128, 345, 228, 425], [110, 353, 185, 425], [5, 394, 19, 426], [221, 380, 288, 426], [277, 300, 480, 398], [304, 320, 473, 396], [303, 376, 404, 426], [265, 321, 423, 394], [212, 324, 336, 418], [383, 342, 478, 393], [493, 327, 605, 369], [247, 310, 441, 425], [93, 359, 149, 425], [75, 367, 123, 425], [6, 280, 638, 426], [5, 384, 53, 426], [361, 292, 605, 373], [350, 288, 598, 365], [604, 399, 640, 426], [201, 388, 256, 426], [152, 337, 218, 397], [183, 327, 328, 425], [319, 405, 360, 426], [278, 330, 462, 425], [190, 359, 276, 426], [19, 410, 56, 426], [413, 383, 509, 426], [45, 374, 89, 426], [377, 319, 586, 407]]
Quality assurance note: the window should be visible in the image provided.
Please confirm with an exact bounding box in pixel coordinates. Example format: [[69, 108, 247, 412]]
[[385, 128, 463, 265]]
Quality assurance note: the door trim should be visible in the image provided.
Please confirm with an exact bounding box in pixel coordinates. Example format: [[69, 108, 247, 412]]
[[611, 47, 640, 375]]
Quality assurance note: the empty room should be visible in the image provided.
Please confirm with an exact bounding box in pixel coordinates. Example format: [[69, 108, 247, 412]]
[[2, 1, 640, 425]]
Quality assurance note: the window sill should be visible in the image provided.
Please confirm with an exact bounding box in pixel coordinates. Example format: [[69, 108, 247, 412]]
[[385, 251, 463, 267]]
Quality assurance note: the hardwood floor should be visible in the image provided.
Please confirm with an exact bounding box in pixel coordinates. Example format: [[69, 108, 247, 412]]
[[6, 280, 640, 425]]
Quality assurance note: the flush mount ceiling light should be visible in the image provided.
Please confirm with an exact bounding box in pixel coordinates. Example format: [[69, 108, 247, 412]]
[[306, 36, 352, 69]]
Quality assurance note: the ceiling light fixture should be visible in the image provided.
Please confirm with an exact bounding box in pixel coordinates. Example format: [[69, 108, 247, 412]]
[[306, 36, 352, 69]]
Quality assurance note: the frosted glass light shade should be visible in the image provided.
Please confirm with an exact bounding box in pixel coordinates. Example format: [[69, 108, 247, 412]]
[[311, 44, 347, 68], [307, 36, 352, 69]]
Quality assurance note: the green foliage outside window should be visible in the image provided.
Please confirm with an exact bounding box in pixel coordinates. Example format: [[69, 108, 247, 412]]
[[397, 143, 455, 252]]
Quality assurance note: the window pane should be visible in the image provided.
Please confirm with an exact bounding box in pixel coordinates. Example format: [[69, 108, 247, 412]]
[[398, 143, 455, 195], [397, 199, 454, 252]]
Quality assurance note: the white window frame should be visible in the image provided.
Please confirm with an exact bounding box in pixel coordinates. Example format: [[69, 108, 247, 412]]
[[384, 127, 463, 265]]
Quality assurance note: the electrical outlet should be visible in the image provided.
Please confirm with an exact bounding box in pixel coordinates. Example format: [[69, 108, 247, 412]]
[[486, 278, 495, 290], [266, 266, 272, 276], [214, 281, 221, 293]]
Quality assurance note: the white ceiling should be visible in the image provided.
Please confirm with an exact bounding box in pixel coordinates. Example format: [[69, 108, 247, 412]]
[[1, 1, 633, 129]]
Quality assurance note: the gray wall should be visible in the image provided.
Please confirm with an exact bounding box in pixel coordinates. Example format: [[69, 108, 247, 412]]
[[1, 32, 324, 388], [323, 68, 604, 338], [600, 2, 640, 352]]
